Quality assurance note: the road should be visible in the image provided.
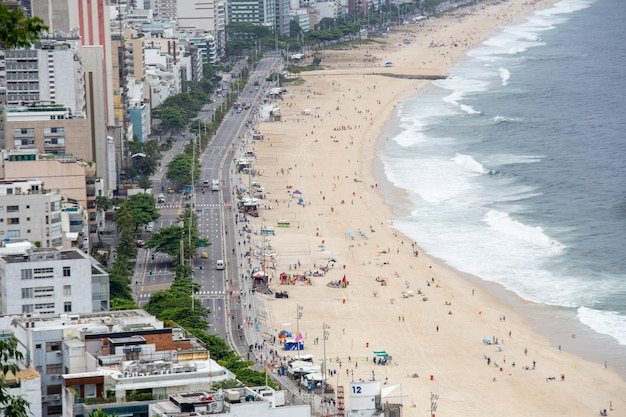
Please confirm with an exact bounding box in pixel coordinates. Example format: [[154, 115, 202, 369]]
[[134, 55, 284, 344]]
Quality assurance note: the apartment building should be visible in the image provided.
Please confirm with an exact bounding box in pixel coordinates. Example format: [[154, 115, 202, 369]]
[[0, 310, 231, 417], [0, 179, 65, 249], [0, 247, 109, 317], [1, 149, 102, 240]]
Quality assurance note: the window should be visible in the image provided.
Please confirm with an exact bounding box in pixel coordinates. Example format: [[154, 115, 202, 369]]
[[45, 341, 61, 352], [7, 218, 19, 225], [44, 138, 65, 146], [63, 285, 71, 296], [50, 225, 61, 236], [34, 287, 54, 298], [35, 303, 55, 314], [43, 127, 64, 134], [36, 344, 42, 349], [22, 304, 34, 313], [50, 201, 61, 211], [21, 288, 33, 299], [46, 364, 62, 374], [21, 269, 33, 280], [7, 205, 19, 213], [84, 384, 96, 398], [34, 268, 54, 279], [50, 213, 61, 224], [46, 405, 62, 416], [62, 267, 71, 277], [7, 230, 20, 237], [63, 302, 72, 312]]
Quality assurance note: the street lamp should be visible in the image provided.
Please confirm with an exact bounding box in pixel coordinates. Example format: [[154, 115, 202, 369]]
[[321, 323, 330, 404], [296, 304, 303, 358]]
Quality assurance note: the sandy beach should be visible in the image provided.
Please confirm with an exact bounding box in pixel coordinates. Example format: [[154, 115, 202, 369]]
[[232, 1, 626, 415]]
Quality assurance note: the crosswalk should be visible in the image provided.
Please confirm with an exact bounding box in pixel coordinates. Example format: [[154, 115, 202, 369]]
[[156, 203, 223, 209], [137, 290, 225, 299]]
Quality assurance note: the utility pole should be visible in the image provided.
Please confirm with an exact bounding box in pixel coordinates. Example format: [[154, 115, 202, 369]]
[[296, 304, 303, 359], [321, 323, 330, 407]]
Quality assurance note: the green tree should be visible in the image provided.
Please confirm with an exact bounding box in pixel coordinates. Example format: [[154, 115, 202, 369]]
[[0, 4, 48, 50], [95, 196, 113, 211], [138, 176, 152, 192], [0, 338, 31, 417], [124, 194, 160, 231], [166, 153, 200, 188], [289, 20, 302, 38], [114, 204, 134, 233], [156, 107, 186, 138], [143, 277, 205, 329], [145, 210, 208, 262], [145, 224, 185, 261], [110, 297, 138, 311]]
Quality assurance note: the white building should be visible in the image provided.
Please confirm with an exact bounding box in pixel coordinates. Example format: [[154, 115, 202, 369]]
[[150, 386, 311, 417], [0, 179, 65, 249], [0, 247, 109, 316], [0, 310, 230, 417], [3, 39, 85, 113], [176, 0, 227, 57]]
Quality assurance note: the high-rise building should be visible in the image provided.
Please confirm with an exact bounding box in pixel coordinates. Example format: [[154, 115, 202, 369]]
[[32, 0, 119, 195], [177, 0, 227, 57], [3, 39, 85, 111]]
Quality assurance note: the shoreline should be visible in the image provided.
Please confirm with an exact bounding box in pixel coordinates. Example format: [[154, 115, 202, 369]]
[[373, 91, 626, 381], [236, 1, 626, 415]]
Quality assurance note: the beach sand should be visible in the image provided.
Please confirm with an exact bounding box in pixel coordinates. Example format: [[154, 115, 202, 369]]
[[232, 1, 626, 415]]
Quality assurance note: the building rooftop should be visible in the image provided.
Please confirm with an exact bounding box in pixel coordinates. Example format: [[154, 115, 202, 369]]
[[1, 248, 85, 263], [2, 309, 159, 332]]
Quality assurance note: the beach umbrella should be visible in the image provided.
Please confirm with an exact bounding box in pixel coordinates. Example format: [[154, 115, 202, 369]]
[[293, 190, 302, 195], [253, 271, 266, 279], [278, 330, 292, 340]]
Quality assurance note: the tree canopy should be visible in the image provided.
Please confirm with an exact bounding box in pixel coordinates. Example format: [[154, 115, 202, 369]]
[[166, 153, 200, 188], [145, 209, 208, 262], [0, 4, 48, 50], [123, 194, 160, 231], [0, 338, 31, 417]]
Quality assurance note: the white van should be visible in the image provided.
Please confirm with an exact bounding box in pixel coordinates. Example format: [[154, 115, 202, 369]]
[[216, 259, 225, 270], [211, 179, 220, 191], [146, 222, 155, 232]]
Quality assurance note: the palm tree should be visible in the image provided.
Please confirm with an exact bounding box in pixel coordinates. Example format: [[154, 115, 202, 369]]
[[138, 176, 152, 193]]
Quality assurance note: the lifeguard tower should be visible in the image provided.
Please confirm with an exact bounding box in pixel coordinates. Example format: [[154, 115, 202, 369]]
[[345, 380, 403, 417]]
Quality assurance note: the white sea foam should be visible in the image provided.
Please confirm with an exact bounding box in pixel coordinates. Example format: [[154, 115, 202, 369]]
[[492, 115, 522, 124], [483, 154, 544, 165], [578, 307, 626, 346], [484, 210, 563, 249], [498, 68, 511, 85], [381, 0, 625, 343], [453, 154, 488, 174], [538, 0, 595, 18]]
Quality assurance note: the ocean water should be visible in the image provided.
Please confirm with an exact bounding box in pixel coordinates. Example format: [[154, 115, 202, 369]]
[[380, 0, 626, 360]]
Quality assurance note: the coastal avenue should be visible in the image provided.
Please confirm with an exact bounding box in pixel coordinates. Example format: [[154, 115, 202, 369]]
[[134, 55, 283, 346]]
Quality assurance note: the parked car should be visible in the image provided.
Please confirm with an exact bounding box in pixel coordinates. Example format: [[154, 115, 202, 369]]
[[275, 291, 289, 299]]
